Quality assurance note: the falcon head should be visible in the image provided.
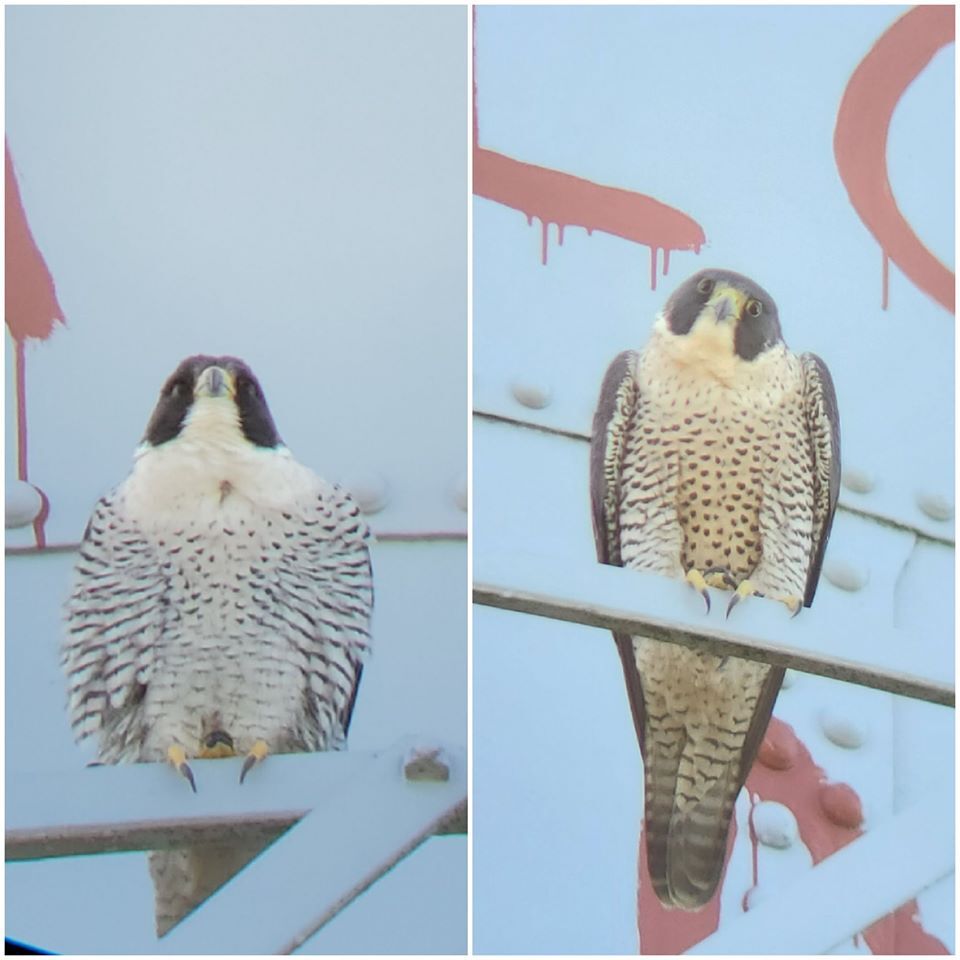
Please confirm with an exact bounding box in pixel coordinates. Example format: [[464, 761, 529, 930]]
[[660, 269, 783, 362], [142, 355, 282, 450]]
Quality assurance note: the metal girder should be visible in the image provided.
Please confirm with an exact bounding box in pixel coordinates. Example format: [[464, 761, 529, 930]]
[[7, 740, 466, 954], [473, 550, 954, 707]]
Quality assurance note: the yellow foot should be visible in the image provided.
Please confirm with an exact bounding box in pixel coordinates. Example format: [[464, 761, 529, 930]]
[[199, 730, 236, 759], [240, 739, 269, 784], [774, 593, 803, 618], [684, 568, 711, 613], [726, 580, 803, 619], [167, 744, 196, 793], [725, 579, 756, 618]]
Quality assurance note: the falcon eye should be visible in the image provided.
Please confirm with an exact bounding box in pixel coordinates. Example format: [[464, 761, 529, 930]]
[[746, 299, 763, 318], [167, 380, 189, 399], [697, 277, 714, 295]]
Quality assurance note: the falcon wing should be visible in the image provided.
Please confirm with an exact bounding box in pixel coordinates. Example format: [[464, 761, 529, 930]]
[[291, 483, 374, 750], [62, 492, 166, 756], [800, 352, 841, 607], [589, 351, 651, 748], [590, 350, 640, 567]]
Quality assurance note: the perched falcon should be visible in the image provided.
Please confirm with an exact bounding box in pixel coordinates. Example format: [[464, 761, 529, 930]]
[[62, 355, 374, 935], [590, 269, 839, 910]]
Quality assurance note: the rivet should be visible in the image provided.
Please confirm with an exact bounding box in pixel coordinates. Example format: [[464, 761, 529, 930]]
[[823, 559, 868, 592], [403, 745, 451, 782], [751, 801, 798, 849], [818, 781, 864, 829], [5, 481, 43, 529], [510, 379, 552, 410], [343, 472, 389, 515], [452, 473, 467, 513], [841, 468, 875, 494], [758, 724, 799, 771], [916, 491, 953, 522], [819, 707, 868, 749], [743, 885, 768, 912]]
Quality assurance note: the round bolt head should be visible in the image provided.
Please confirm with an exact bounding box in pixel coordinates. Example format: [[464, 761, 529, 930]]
[[916, 491, 953, 522], [841, 468, 875, 494], [743, 884, 769, 912], [820, 706, 869, 749], [403, 745, 451, 782], [819, 781, 864, 829], [823, 559, 869, 592], [751, 801, 799, 849], [6, 481, 42, 529], [510, 379, 552, 410], [343, 471, 389, 515], [452, 473, 467, 512]]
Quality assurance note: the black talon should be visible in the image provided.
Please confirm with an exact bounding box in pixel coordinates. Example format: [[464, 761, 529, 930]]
[[239, 755, 257, 784], [725, 592, 742, 620], [179, 762, 197, 793]]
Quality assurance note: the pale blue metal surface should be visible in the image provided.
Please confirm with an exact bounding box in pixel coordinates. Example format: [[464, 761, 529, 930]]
[[7, 542, 466, 951], [294, 836, 467, 955], [473, 4, 954, 541], [473, 5, 954, 953], [156, 745, 466, 955], [7, 745, 466, 955], [5, 4, 467, 544], [5, 5, 466, 952], [474, 545, 952, 701]]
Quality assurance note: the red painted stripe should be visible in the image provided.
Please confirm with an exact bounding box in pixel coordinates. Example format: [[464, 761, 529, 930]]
[[834, 6, 955, 314]]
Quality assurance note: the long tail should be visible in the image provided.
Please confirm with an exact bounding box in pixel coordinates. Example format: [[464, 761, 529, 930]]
[[149, 841, 266, 936]]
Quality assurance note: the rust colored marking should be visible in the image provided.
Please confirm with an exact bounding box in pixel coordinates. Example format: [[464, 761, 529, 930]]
[[474, 146, 705, 275], [5, 141, 65, 341], [747, 718, 947, 955], [834, 6, 955, 314], [472, 9, 705, 283], [6, 140, 64, 550]]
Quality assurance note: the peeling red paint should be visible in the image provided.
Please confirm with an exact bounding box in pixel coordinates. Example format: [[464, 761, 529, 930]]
[[474, 147, 705, 275], [472, 9, 705, 286], [6, 141, 63, 549], [5, 141, 65, 342], [834, 5, 955, 314], [749, 719, 947, 956]]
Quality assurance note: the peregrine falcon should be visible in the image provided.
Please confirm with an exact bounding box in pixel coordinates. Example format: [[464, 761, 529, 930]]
[[590, 269, 839, 909], [62, 355, 374, 935]]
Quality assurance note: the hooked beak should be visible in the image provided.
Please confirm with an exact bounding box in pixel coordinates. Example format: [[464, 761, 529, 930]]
[[709, 285, 746, 325], [195, 365, 235, 399]]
